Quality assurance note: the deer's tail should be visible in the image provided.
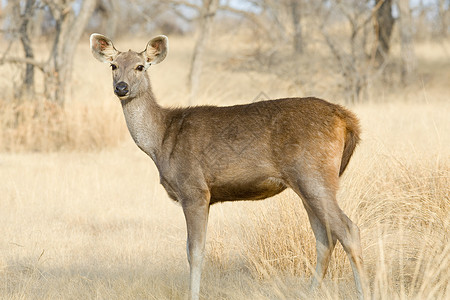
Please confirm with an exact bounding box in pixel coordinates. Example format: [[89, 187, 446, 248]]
[[339, 110, 361, 177]]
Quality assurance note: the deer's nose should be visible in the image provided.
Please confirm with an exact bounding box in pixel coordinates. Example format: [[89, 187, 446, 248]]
[[114, 81, 129, 97]]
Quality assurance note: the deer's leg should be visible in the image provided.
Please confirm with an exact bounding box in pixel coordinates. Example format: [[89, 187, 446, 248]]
[[289, 177, 367, 299], [304, 207, 337, 289], [316, 202, 366, 299], [338, 214, 367, 300], [182, 200, 210, 300]]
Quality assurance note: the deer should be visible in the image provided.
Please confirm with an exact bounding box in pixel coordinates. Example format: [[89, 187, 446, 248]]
[[90, 33, 368, 300]]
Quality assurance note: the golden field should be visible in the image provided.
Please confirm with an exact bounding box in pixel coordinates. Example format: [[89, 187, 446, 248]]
[[0, 34, 449, 299]]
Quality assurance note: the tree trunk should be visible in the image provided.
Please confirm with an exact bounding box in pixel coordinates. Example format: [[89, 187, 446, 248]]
[[374, 0, 394, 67], [398, 0, 416, 85], [97, 0, 118, 38], [438, 0, 448, 37], [187, 0, 219, 105], [19, 0, 35, 99], [47, 0, 96, 105], [291, 0, 303, 54]]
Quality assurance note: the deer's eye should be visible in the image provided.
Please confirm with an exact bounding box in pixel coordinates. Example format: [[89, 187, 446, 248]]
[[136, 65, 145, 71], [110, 64, 117, 70]]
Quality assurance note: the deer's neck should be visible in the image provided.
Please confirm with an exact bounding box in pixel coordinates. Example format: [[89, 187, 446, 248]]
[[121, 89, 166, 161]]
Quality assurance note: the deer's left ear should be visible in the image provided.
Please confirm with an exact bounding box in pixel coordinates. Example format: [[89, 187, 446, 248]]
[[143, 35, 168, 68]]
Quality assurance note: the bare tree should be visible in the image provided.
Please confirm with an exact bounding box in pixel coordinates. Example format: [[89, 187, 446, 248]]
[[187, 0, 219, 105], [1, 0, 96, 105], [95, 0, 119, 38], [438, 0, 449, 37], [290, 0, 303, 54], [18, 0, 35, 99], [257, 0, 308, 53], [398, 0, 416, 85], [1, 0, 37, 100], [46, 0, 96, 105], [319, 1, 376, 102], [374, 0, 395, 66]]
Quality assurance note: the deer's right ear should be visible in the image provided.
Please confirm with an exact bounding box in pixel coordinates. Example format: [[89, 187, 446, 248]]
[[90, 33, 119, 63]]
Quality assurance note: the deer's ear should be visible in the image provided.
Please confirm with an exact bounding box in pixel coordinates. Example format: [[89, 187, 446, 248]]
[[90, 33, 119, 63], [143, 35, 168, 67]]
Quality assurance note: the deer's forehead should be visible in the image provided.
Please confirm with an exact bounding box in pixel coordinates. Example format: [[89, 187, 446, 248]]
[[115, 51, 144, 66]]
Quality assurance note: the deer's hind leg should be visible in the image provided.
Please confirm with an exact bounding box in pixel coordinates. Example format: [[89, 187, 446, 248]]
[[286, 169, 367, 299], [304, 206, 337, 289]]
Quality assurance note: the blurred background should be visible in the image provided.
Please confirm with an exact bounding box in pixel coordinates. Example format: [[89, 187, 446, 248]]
[[0, 0, 449, 151], [0, 0, 449, 152]]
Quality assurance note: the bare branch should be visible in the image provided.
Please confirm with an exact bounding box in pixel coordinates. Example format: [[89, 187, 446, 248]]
[[0, 57, 45, 72], [0, 39, 15, 62], [337, 0, 385, 38], [170, 0, 200, 10], [171, 7, 195, 22], [218, 4, 268, 34], [218, 4, 253, 16]]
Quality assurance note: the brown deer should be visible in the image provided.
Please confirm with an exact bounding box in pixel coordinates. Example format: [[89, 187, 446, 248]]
[[90, 33, 368, 300]]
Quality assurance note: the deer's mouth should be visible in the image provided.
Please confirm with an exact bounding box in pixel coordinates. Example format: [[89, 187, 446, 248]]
[[117, 95, 130, 101]]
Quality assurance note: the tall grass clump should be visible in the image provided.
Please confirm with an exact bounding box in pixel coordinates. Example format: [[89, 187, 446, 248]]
[[240, 193, 317, 279], [0, 99, 127, 152]]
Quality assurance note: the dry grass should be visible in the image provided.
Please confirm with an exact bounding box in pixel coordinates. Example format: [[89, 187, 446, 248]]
[[0, 34, 449, 299], [0, 99, 127, 152]]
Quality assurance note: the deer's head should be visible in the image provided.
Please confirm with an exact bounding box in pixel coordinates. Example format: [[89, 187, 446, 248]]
[[90, 34, 168, 101]]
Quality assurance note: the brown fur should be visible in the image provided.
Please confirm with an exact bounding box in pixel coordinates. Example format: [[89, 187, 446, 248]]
[[156, 98, 360, 204], [339, 108, 361, 176]]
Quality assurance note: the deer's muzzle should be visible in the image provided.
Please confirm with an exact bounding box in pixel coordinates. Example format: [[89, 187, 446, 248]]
[[114, 81, 129, 97]]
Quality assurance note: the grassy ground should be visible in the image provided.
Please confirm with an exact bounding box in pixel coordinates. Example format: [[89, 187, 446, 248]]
[[0, 34, 449, 299]]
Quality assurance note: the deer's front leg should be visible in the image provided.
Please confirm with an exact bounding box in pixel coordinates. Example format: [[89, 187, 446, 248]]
[[182, 199, 210, 300]]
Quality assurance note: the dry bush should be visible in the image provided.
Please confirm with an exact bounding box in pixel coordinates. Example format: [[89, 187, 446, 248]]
[[0, 99, 127, 152]]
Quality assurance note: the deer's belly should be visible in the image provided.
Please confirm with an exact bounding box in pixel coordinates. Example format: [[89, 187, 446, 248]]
[[209, 177, 287, 203]]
